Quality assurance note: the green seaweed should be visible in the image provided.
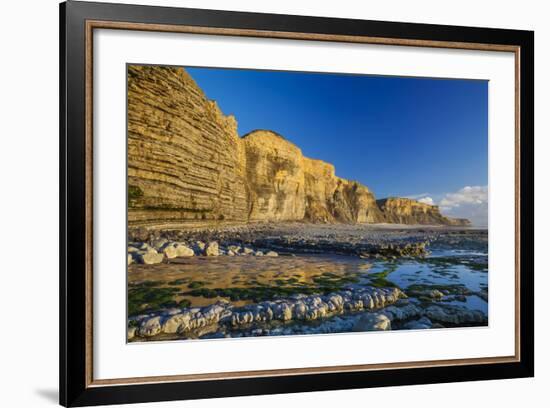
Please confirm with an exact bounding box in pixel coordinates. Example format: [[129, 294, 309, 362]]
[[182, 286, 320, 302], [128, 282, 180, 316], [420, 256, 488, 272], [168, 278, 191, 286], [178, 299, 192, 308], [311, 273, 360, 288], [181, 271, 369, 303], [366, 265, 400, 288], [187, 281, 206, 289]]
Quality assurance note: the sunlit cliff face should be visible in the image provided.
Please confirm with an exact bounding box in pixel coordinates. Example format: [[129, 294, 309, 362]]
[[127, 65, 470, 228]]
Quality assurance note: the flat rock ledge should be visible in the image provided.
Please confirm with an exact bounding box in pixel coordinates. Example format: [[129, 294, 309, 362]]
[[233, 237, 431, 259], [352, 302, 487, 332], [127, 287, 487, 341], [129, 286, 404, 340]]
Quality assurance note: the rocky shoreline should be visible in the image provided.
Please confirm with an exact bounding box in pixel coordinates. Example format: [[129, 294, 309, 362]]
[[128, 239, 280, 265], [128, 222, 486, 265], [127, 223, 488, 341], [128, 286, 487, 342]]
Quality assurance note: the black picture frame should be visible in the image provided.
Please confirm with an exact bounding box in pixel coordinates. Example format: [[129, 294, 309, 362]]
[[60, 1, 534, 406]]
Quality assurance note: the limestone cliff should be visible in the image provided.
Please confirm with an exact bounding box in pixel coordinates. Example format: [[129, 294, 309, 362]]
[[445, 217, 472, 227], [243, 130, 306, 221], [127, 65, 470, 227], [302, 157, 385, 223], [376, 198, 471, 226], [243, 130, 385, 224], [127, 65, 248, 227]]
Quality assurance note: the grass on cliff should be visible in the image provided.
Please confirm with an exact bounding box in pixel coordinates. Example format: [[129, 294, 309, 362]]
[[128, 185, 144, 208], [128, 185, 143, 200]]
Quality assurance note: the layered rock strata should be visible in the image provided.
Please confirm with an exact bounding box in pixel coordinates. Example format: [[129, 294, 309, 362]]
[[302, 157, 386, 223], [243, 130, 385, 223], [243, 130, 306, 221], [127, 65, 248, 226], [377, 198, 471, 226], [128, 65, 469, 227]]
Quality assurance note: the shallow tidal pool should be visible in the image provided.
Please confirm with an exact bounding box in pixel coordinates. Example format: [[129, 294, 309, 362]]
[[127, 249, 488, 318]]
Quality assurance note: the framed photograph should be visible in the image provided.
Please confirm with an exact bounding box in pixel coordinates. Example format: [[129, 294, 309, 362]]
[[60, 1, 534, 406]]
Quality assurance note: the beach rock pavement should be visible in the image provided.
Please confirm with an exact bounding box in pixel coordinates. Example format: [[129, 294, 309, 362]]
[[128, 284, 488, 341]]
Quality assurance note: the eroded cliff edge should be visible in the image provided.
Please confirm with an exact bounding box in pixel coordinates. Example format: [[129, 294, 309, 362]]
[[377, 198, 470, 226], [127, 65, 470, 228]]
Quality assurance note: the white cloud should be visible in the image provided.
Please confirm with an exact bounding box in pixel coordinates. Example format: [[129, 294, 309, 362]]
[[417, 196, 434, 205], [405, 193, 431, 200], [439, 186, 488, 210], [407, 186, 488, 227], [439, 186, 488, 227]]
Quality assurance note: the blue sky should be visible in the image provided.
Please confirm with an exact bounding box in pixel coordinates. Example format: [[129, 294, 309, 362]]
[[186, 67, 488, 225]]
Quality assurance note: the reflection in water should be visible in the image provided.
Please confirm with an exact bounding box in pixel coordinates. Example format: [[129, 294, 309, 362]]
[[128, 255, 373, 308], [128, 250, 488, 316]]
